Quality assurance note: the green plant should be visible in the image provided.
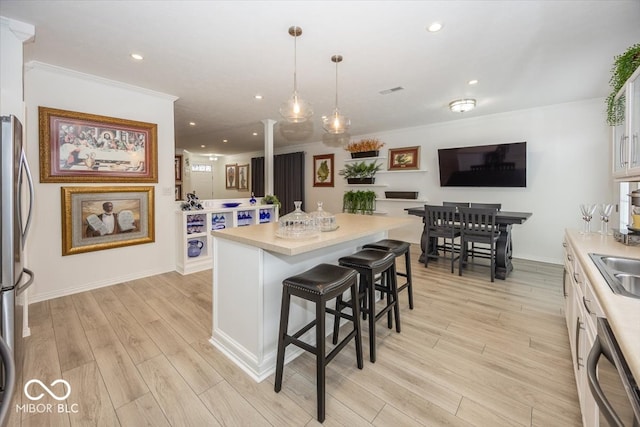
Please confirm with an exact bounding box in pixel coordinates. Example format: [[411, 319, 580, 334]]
[[345, 138, 385, 153], [606, 43, 640, 125], [338, 161, 382, 179], [342, 190, 376, 215], [261, 194, 281, 211]]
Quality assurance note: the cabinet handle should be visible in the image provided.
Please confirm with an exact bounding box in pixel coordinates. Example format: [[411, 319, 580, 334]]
[[624, 135, 630, 166], [582, 296, 593, 315], [575, 317, 584, 370], [562, 242, 567, 248], [620, 134, 626, 167], [573, 272, 581, 284], [567, 254, 573, 262], [633, 133, 639, 167]]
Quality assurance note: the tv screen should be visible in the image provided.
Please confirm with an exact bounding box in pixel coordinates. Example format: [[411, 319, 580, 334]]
[[438, 142, 527, 187]]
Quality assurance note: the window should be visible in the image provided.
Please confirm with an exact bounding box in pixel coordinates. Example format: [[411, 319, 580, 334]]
[[191, 164, 212, 172]]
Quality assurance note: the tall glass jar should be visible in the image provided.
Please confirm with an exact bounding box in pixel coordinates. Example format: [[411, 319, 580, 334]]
[[310, 202, 337, 231], [275, 201, 319, 239]]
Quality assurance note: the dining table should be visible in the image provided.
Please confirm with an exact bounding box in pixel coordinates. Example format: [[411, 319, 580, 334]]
[[405, 207, 532, 280]]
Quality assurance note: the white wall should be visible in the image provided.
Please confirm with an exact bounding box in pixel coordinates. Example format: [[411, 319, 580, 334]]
[[24, 62, 178, 302], [287, 98, 612, 264]]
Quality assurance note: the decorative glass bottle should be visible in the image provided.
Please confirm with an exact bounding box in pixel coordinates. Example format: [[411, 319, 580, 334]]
[[276, 201, 319, 239], [310, 201, 337, 231], [249, 192, 257, 205]]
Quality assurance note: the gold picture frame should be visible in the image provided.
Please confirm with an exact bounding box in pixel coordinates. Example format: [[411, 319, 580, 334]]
[[39, 106, 158, 183], [313, 154, 334, 187], [225, 164, 237, 189], [388, 146, 420, 170], [61, 186, 155, 256], [236, 164, 249, 190]]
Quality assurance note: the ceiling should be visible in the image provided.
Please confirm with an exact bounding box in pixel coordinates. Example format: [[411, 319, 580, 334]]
[[1, 1, 639, 156]]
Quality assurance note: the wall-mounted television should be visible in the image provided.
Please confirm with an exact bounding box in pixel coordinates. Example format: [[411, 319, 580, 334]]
[[438, 142, 527, 187]]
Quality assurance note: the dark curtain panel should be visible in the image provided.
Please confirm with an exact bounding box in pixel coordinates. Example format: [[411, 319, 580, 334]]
[[274, 151, 305, 215], [251, 156, 265, 197]]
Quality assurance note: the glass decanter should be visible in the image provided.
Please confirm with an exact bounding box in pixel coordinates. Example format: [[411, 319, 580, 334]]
[[276, 201, 319, 239], [310, 201, 337, 232]]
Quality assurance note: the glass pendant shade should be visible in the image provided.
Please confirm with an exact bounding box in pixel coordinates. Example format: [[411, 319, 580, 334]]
[[323, 54, 350, 135], [280, 91, 313, 123], [322, 108, 350, 134], [280, 26, 313, 123]]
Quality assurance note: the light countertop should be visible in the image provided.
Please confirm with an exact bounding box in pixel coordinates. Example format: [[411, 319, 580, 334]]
[[211, 213, 413, 256], [565, 229, 640, 380]]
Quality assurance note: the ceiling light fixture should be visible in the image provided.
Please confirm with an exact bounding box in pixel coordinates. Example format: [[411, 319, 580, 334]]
[[322, 54, 350, 135], [130, 53, 143, 60], [254, 94, 263, 100], [189, 122, 196, 126], [449, 99, 476, 113], [427, 22, 443, 32], [468, 79, 478, 85], [279, 26, 313, 123]]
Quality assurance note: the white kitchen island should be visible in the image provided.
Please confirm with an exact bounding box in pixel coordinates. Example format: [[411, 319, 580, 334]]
[[210, 213, 412, 382]]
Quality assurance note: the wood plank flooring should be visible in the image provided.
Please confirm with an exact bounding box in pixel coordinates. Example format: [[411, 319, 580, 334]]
[[10, 246, 581, 426]]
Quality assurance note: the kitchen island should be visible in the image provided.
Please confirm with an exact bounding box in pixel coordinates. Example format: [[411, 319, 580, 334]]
[[210, 213, 412, 381]]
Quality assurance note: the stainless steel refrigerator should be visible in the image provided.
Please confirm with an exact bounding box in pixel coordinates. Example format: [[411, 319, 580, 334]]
[[0, 115, 35, 424]]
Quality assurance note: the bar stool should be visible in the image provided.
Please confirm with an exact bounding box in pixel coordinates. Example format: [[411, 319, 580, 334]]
[[334, 249, 400, 363], [363, 239, 414, 309], [274, 263, 363, 423]]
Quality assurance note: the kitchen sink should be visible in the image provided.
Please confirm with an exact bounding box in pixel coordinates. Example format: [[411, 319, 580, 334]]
[[590, 254, 640, 299]]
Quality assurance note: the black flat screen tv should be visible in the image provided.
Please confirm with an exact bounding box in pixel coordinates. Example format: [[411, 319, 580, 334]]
[[438, 142, 527, 187]]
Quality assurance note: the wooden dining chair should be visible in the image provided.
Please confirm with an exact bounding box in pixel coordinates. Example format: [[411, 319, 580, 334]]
[[424, 205, 461, 273], [468, 203, 501, 260], [458, 207, 500, 282]]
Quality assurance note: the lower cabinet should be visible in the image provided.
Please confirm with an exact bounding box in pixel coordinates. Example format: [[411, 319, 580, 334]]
[[176, 205, 278, 274], [563, 235, 602, 427]]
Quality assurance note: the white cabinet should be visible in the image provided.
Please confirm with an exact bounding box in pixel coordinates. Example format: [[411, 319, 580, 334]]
[[563, 235, 603, 427], [612, 67, 640, 178], [176, 205, 278, 274]]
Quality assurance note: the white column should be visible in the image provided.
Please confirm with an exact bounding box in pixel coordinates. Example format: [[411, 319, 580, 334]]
[[0, 17, 35, 120], [261, 119, 276, 195]]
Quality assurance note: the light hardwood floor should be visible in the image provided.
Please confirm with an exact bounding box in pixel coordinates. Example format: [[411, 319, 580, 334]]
[[9, 246, 581, 426]]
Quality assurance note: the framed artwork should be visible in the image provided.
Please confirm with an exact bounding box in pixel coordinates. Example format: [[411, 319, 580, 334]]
[[61, 186, 155, 256], [175, 184, 182, 201], [225, 164, 237, 189], [236, 164, 249, 190], [313, 154, 334, 187], [175, 155, 183, 181], [39, 106, 158, 183], [388, 146, 420, 170]]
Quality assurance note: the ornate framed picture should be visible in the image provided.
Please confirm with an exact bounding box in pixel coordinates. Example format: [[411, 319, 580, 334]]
[[313, 154, 334, 187], [61, 186, 155, 256], [39, 106, 158, 183], [175, 155, 183, 181], [237, 164, 249, 190], [175, 184, 182, 201], [225, 164, 237, 189], [388, 146, 420, 170]]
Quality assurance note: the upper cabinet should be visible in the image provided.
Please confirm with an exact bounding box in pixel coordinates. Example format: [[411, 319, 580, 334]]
[[613, 66, 640, 178]]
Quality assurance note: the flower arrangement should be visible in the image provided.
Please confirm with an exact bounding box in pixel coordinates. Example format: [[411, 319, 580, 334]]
[[345, 138, 385, 154]]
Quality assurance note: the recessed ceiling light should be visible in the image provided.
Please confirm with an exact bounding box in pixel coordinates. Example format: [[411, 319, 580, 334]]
[[254, 94, 263, 100], [223, 139, 228, 143], [189, 122, 196, 126], [252, 132, 258, 136], [427, 22, 443, 32], [468, 79, 479, 85], [200, 145, 206, 148], [130, 53, 143, 60]]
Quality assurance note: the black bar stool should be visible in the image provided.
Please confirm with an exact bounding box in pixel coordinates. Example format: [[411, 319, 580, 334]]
[[363, 239, 414, 309], [334, 249, 400, 363], [274, 263, 363, 423]]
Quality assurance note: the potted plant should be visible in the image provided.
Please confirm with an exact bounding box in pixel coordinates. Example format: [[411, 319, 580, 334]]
[[342, 190, 376, 215], [261, 194, 281, 212], [606, 43, 640, 125], [339, 161, 382, 184], [345, 138, 385, 158]]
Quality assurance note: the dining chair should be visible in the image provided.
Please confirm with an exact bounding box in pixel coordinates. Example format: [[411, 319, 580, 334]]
[[424, 205, 461, 273], [468, 203, 501, 260], [458, 207, 500, 282]]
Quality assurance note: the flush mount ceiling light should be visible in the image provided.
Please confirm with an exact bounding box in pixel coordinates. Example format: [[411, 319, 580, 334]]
[[322, 54, 350, 135], [279, 26, 313, 123], [449, 99, 476, 113]]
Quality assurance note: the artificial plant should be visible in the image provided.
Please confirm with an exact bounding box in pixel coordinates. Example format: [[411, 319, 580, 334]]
[[606, 43, 640, 126], [338, 161, 382, 179]]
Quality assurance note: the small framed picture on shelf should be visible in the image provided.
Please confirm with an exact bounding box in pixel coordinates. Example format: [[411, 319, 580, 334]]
[[313, 154, 334, 187], [388, 146, 420, 170]]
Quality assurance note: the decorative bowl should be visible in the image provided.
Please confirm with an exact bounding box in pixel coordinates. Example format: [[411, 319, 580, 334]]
[[222, 202, 241, 208]]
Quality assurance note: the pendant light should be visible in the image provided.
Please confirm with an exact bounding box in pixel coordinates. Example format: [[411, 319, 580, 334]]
[[322, 55, 350, 134], [279, 26, 313, 123]]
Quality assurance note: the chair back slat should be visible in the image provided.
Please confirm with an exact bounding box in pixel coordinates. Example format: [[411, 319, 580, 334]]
[[424, 205, 457, 230], [459, 207, 497, 234]]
